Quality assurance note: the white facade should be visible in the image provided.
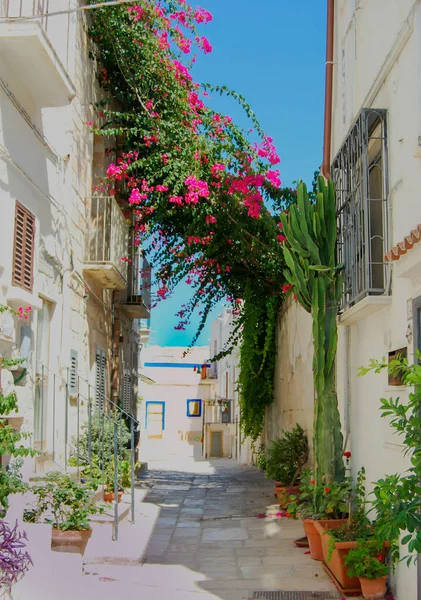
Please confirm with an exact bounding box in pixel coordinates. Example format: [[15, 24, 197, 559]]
[[0, 3, 146, 475], [268, 3, 421, 598], [332, 3, 421, 598], [209, 309, 254, 464], [138, 346, 215, 462]]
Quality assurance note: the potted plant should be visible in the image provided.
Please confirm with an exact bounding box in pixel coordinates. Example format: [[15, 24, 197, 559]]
[[0, 520, 32, 592], [314, 467, 374, 588], [23, 472, 102, 555], [344, 540, 389, 599], [263, 424, 309, 506], [287, 470, 351, 561]]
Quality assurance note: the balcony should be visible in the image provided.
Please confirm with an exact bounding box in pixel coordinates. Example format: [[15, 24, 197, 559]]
[[117, 254, 151, 320], [0, 1, 75, 106], [204, 400, 233, 424], [139, 318, 151, 343], [332, 108, 390, 321], [83, 196, 129, 290]]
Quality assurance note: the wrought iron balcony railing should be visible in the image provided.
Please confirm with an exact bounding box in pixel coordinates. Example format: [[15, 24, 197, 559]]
[[84, 196, 129, 290], [331, 108, 389, 312]]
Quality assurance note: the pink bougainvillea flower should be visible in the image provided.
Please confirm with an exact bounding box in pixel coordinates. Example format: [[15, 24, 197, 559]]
[[277, 234, 287, 243], [266, 169, 281, 188], [304, 551, 311, 555], [194, 7, 213, 24], [282, 283, 293, 293], [85, 120, 93, 127], [210, 163, 225, 176], [205, 215, 217, 224], [169, 196, 183, 205], [256, 513, 266, 519]]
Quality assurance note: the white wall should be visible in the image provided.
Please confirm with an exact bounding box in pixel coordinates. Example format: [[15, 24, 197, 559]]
[[332, 3, 421, 598], [138, 346, 215, 460]]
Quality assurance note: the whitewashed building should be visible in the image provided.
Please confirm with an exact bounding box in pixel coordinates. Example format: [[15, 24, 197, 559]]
[[208, 308, 254, 463], [137, 345, 215, 462], [268, 2, 421, 598], [0, 2, 149, 474]]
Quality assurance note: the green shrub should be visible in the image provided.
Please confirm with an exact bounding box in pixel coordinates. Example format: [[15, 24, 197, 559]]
[[264, 424, 308, 485]]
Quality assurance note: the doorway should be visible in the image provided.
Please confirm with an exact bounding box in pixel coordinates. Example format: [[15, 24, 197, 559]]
[[34, 300, 52, 449], [146, 401, 165, 440], [210, 431, 223, 457]]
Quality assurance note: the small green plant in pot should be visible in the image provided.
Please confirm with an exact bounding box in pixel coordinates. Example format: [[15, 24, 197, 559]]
[[286, 470, 352, 561], [344, 540, 389, 599], [23, 471, 103, 555], [264, 424, 309, 487]]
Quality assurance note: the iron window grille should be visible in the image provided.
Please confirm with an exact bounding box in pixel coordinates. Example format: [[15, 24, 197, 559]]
[[331, 108, 389, 312]]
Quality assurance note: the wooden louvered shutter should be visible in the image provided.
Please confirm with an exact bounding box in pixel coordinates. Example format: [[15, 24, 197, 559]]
[[123, 370, 131, 413], [13, 202, 35, 292], [69, 350, 78, 395], [95, 347, 106, 410]]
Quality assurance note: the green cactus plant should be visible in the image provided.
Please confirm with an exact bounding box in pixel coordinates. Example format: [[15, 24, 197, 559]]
[[280, 177, 345, 493]]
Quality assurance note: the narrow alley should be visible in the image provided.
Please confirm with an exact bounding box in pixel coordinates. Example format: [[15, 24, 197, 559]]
[[14, 458, 341, 600]]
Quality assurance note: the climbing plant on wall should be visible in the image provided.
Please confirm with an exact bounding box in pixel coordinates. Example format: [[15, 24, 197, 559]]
[[87, 0, 313, 440], [280, 177, 345, 487]]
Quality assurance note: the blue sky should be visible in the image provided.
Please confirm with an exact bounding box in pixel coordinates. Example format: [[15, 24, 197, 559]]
[[148, 0, 326, 347]]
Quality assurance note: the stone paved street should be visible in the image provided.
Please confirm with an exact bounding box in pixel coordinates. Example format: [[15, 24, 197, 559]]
[[14, 458, 342, 600]]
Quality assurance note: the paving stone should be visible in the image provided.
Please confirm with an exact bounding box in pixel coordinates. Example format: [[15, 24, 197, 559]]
[[202, 527, 248, 542]]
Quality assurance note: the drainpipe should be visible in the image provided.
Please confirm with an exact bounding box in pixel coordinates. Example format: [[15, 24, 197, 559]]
[[111, 307, 120, 412], [321, 0, 335, 180], [342, 326, 351, 452]]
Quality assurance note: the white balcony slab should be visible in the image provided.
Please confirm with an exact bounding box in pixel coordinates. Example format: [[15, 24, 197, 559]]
[[0, 20, 75, 106]]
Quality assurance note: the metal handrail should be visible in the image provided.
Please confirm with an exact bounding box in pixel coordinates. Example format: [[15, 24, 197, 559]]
[[34, 361, 137, 539]]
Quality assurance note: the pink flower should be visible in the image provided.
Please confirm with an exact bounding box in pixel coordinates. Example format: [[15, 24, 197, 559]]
[[85, 121, 93, 127], [194, 7, 213, 24], [266, 169, 281, 188], [169, 196, 183, 205], [210, 163, 225, 176], [282, 283, 293, 293], [161, 154, 169, 165], [155, 185, 169, 192], [277, 234, 287, 243], [195, 35, 212, 53], [205, 215, 217, 224], [25, 306, 32, 312], [145, 100, 154, 110], [129, 188, 148, 205]]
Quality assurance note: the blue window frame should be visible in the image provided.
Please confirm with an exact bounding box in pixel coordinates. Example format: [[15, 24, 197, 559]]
[[186, 399, 202, 417], [145, 401, 166, 430]]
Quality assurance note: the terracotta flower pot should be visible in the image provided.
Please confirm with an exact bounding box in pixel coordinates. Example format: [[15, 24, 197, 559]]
[[104, 490, 123, 503], [314, 520, 360, 590], [276, 485, 300, 508], [51, 528, 92, 555], [304, 518, 347, 562], [359, 575, 388, 599]]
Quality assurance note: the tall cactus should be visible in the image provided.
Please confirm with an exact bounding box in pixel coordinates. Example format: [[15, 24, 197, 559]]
[[280, 177, 345, 489]]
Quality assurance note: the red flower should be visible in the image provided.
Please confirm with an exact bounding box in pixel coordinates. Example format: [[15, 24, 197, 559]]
[[376, 554, 384, 563], [311, 480, 315, 484], [324, 487, 330, 493], [282, 283, 293, 293], [343, 451, 351, 458]]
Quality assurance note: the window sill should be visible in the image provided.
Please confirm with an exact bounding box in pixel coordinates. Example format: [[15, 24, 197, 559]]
[[338, 295, 392, 326], [6, 287, 43, 310]]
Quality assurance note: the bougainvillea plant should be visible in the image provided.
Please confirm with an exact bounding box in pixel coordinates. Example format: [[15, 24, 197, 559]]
[[0, 520, 32, 590], [87, 0, 313, 438]]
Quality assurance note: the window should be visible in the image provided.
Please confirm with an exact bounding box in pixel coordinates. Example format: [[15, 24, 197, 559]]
[[332, 108, 389, 311], [69, 350, 78, 396], [13, 201, 35, 292], [388, 348, 407, 386], [123, 369, 131, 413], [186, 399, 202, 417], [95, 347, 107, 410]]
